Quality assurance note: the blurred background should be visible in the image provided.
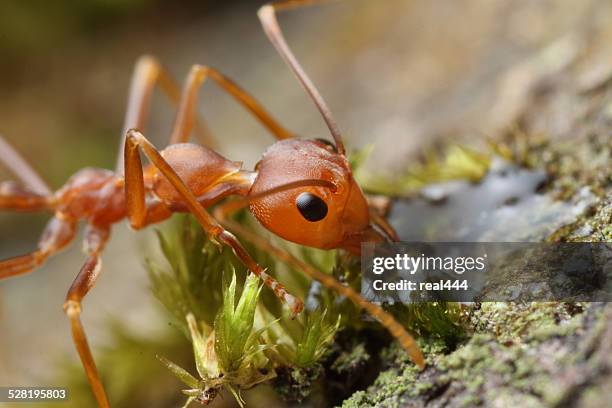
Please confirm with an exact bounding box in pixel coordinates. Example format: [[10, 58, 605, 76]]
[[0, 0, 611, 405]]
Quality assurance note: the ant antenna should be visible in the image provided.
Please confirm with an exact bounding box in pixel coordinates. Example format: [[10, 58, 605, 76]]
[[258, 2, 346, 156]]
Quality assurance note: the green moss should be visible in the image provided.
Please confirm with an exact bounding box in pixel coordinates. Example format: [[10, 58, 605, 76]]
[[341, 358, 415, 407], [360, 145, 491, 196], [553, 197, 612, 242], [459, 394, 483, 407], [330, 342, 370, 374], [273, 365, 323, 404], [470, 302, 585, 344], [341, 339, 446, 408], [342, 302, 609, 408], [341, 390, 368, 408]]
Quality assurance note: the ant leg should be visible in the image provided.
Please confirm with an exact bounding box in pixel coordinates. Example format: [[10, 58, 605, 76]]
[[0, 133, 51, 195], [123, 130, 303, 314], [0, 214, 76, 279], [0, 181, 53, 212], [63, 224, 111, 408], [369, 210, 400, 242], [170, 65, 295, 144], [366, 195, 399, 241], [115, 56, 214, 174], [213, 200, 425, 369]]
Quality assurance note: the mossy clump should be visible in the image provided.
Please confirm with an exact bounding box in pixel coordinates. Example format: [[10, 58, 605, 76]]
[[150, 215, 344, 406], [341, 339, 445, 408], [330, 342, 370, 374], [273, 365, 323, 404], [149, 211, 471, 406], [389, 302, 469, 346], [469, 302, 585, 344], [359, 144, 491, 196]]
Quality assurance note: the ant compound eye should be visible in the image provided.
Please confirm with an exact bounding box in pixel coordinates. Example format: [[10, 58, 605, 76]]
[[296, 192, 328, 222], [314, 138, 338, 153]]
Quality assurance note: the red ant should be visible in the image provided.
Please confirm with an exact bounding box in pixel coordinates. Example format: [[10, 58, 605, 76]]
[[0, 2, 424, 407]]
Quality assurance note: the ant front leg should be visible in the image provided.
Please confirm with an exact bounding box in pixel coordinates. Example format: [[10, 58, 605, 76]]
[[123, 130, 303, 314], [170, 65, 296, 144], [63, 224, 111, 408], [369, 209, 400, 242], [213, 200, 425, 369]]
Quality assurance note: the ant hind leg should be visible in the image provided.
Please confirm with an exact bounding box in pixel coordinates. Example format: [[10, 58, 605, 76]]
[[0, 214, 76, 280], [0, 133, 54, 212], [0, 133, 51, 195], [0, 181, 53, 212], [63, 224, 111, 408]]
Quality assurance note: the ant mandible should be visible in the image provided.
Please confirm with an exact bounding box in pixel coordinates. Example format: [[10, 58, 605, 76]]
[[0, 2, 424, 407]]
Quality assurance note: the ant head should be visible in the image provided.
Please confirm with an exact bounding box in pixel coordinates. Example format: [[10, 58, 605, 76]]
[[248, 139, 384, 255], [252, 3, 398, 253]]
